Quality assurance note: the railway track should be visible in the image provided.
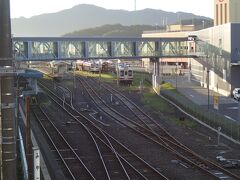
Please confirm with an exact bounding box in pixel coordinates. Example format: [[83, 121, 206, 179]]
[[38, 80, 169, 180], [31, 105, 95, 180], [76, 75, 240, 180]]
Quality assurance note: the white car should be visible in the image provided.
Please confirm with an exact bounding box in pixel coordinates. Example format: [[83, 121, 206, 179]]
[[233, 88, 240, 101]]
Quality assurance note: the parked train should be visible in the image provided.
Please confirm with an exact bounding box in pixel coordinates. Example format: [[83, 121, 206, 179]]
[[74, 59, 115, 73], [75, 60, 101, 73], [49, 61, 68, 79], [74, 59, 133, 84], [116, 64, 133, 85]]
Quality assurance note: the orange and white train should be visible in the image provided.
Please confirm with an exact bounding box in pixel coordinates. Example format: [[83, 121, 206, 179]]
[[116, 64, 133, 85]]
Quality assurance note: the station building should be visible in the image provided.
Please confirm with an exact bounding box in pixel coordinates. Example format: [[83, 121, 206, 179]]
[[214, 0, 240, 26], [142, 0, 240, 96]]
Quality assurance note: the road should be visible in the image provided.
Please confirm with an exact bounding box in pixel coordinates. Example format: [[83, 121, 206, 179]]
[[163, 75, 240, 122]]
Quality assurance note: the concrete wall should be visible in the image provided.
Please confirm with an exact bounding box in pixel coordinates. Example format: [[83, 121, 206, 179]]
[[189, 24, 232, 96], [230, 23, 240, 63], [189, 58, 203, 83], [191, 23, 240, 95], [229, 0, 240, 23], [230, 23, 240, 91], [231, 66, 240, 90]]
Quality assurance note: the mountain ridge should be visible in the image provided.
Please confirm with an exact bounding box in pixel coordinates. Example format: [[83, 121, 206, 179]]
[[11, 4, 212, 36]]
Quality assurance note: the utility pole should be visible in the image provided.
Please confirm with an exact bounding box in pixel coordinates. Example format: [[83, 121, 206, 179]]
[[134, 0, 136, 11], [207, 70, 210, 110], [0, 0, 17, 179], [202, 20, 205, 29], [175, 63, 178, 90]]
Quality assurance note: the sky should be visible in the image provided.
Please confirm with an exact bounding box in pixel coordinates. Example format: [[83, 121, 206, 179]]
[[10, 0, 213, 19]]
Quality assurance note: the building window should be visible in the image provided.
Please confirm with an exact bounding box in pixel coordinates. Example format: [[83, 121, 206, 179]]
[[216, 4, 219, 25], [220, 4, 223, 24], [225, 3, 227, 23]]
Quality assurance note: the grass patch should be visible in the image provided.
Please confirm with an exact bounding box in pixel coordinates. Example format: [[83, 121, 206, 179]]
[[119, 72, 152, 91], [142, 89, 174, 113], [161, 82, 174, 90], [132, 74, 197, 129], [43, 74, 52, 80], [75, 71, 115, 83], [142, 89, 197, 129], [168, 117, 197, 129], [133, 72, 152, 87]]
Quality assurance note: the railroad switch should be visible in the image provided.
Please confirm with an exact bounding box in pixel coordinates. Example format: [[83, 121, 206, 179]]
[[216, 156, 240, 169], [80, 108, 91, 112], [31, 96, 38, 105], [179, 116, 185, 121], [66, 121, 72, 126]]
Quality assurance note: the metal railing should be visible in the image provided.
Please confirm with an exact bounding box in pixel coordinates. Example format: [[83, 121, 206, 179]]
[[160, 89, 240, 143], [143, 72, 240, 143]]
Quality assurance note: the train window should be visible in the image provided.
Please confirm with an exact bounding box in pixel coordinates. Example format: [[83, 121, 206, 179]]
[[125, 71, 128, 76], [128, 70, 133, 76], [120, 70, 124, 76]]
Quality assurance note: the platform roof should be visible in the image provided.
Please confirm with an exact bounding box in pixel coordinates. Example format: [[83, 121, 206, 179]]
[[18, 69, 43, 78]]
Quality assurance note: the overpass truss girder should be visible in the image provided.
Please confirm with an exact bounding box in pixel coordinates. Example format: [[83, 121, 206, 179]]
[[13, 37, 192, 61]]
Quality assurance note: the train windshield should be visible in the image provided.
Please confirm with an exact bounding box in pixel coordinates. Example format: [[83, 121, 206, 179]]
[[120, 70, 124, 76], [128, 70, 133, 76]]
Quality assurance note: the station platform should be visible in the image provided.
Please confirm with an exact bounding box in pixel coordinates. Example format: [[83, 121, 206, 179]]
[[17, 69, 43, 96], [18, 69, 43, 78]]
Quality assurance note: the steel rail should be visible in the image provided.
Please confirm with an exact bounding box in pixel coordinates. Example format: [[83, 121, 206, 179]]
[[77, 75, 240, 180], [40, 81, 168, 179], [31, 105, 96, 180], [57, 84, 167, 180], [41, 80, 168, 179], [54, 84, 130, 180], [101, 82, 177, 138], [38, 80, 168, 179], [39, 83, 112, 180], [99, 81, 240, 180]]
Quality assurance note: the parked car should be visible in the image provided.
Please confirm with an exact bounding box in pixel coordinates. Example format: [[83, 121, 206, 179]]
[[233, 88, 240, 101]]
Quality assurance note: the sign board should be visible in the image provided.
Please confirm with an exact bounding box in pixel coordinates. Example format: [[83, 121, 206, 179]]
[[213, 95, 219, 110], [33, 147, 40, 180]]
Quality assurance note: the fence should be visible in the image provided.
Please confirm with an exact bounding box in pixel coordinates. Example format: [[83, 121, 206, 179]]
[[161, 89, 240, 142], [142, 72, 240, 142]]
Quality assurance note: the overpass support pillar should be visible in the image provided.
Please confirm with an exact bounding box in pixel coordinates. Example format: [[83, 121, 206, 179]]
[[27, 78, 38, 95], [151, 58, 161, 94], [188, 58, 191, 82]]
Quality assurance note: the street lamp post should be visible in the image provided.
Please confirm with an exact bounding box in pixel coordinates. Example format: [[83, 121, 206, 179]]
[[207, 69, 210, 109], [175, 63, 178, 89], [73, 65, 76, 89], [116, 60, 121, 86], [202, 20, 205, 29], [98, 60, 102, 87]]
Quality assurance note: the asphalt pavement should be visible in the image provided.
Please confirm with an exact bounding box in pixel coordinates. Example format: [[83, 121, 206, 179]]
[[163, 75, 240, 122]]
